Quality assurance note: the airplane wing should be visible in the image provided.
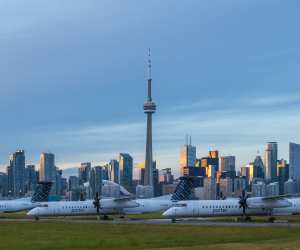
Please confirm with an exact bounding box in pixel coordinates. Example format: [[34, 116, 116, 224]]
[[112, 196, 134, 202]]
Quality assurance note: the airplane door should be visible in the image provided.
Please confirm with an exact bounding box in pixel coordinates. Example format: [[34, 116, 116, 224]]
[[193, 207, 198, 217]]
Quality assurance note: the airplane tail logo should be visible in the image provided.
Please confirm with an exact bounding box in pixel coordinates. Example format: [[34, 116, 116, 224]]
[[171, 177, 196, 201], [31, 181, 52, 203]]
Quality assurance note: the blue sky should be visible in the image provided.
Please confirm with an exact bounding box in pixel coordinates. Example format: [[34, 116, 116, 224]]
[[1, 0, 300, 176]]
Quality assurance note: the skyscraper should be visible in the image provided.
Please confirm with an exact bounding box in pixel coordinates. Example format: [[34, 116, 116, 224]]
[[25, 165, 38, 193], [220, 156, 235, 173], [119, 153, 133, 192], [78, 162, 91, 185], [39, 153, 55, 182], [9, 150, 25, 196], [39, 152, 57, 195], [143, 49, 156, 187], [109, 160, 119, 184], [180, 136, 196, 176], [289, 142, 300, 192], [264, 142, 278, 182]]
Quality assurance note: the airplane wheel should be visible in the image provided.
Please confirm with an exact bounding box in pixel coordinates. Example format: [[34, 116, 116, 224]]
[[34, 216, 39, 221], [119, 215, 125, 219], [245, 216, 252, 222], [101, 215, 109, 220], [268, 217, 276, 223], [171, 218, 176, 223]]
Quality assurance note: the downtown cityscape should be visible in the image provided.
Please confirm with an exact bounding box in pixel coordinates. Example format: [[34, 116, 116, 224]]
[[2, 1, 300, 250], [1, 55, 300, 202]]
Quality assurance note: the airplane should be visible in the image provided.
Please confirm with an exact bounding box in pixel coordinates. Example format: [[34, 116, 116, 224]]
[[162, 190, 300, 222], [121, 176, 196, 215], [0, 181, 52, 213], [27, 177, 196, 219]]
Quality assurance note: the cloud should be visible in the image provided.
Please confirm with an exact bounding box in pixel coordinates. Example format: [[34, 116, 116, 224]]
[[250, 94, 300, 106]]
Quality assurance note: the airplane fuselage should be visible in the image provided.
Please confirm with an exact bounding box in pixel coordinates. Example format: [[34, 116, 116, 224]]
[[163, 198, 300, 218], [0, 198, 36, 213], [27, 196, 176, 217]]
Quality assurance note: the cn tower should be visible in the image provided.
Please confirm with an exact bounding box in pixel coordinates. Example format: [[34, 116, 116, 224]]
[[143, 49, 156, 186]]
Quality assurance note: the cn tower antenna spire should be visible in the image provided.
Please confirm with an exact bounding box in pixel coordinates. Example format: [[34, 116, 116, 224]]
[[148, 48, 152, 79]]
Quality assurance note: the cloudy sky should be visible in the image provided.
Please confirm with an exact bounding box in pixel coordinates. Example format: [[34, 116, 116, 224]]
[[1, 1, 300, 176]]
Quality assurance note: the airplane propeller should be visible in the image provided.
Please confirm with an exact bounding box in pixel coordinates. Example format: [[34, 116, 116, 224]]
[[80, 192, 85, 201], [239, 190, 249, 217], [93, 192, 101, 218]]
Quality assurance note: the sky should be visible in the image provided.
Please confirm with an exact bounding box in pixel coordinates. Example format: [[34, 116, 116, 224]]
[[1, 0, 300, 176]]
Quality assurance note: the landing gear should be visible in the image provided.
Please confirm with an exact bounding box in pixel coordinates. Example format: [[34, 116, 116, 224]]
[[34, 216, 39, 221], [268, 216, 276, 223], [267, 209, 275, 223], [237, 216, 252, 222], [171, 217, 176, 223], [119, 215, 125, 219], [101, 215, 109, 220]]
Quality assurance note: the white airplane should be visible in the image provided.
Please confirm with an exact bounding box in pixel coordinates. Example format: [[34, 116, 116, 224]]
[[122, 177, 196, 215], [163, 190, 300, 221], [0, 182, 52, 213], [27, 177, 196, 218]]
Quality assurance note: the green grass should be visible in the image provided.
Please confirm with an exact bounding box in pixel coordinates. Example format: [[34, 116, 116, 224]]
[[0, 221, 300, 250]]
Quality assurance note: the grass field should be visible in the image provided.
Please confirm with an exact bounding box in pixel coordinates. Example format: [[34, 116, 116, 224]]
[[1, 221, 300, 250]]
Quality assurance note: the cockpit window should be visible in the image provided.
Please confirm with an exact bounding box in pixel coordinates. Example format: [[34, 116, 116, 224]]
[[174, 203, 187, 207]]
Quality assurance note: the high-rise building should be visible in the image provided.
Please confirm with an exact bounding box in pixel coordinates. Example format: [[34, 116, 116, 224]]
[[159, 168, 174, 184], [90, 166, 104, 197], [248, 162, 259, 183], [119, 153, 133, 192], [109, 160, 119, 184], [9, 150, 26, 197], [240, 166, 250, 185], [39, 153, 55, 182], [253, 155, 264, 178], [180, 137, 196, 176], [284, 179, 297, 194], [289, 142, 300, 192], [277, 159, 289, 195], [0, 173, 8, 197], [137, 162, 145, 185], [220, 156, 235, 173], [264, 142, 278, 182], [39, 152, 58, 195], [78, 162, 91, 185], [143, 49, 156, 187], [219, 177, 234, 198], [266, 182, 279, 196], [25, 165, 38, 193], [252, 181, 266, 197], [203, 177, 217, 200], [68, 176, 79, 191], [6, 165, 13, 196], [234, 177, 247, 196]]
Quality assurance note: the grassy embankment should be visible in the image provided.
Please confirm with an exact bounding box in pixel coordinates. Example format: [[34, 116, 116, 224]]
[[0, 221, 300, 250]]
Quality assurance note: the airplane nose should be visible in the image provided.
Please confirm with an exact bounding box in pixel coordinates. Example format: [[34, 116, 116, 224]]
[[27, 208, 38, 216], [162, 208, 174, 217]]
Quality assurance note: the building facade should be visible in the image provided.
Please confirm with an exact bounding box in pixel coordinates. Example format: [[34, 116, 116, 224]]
[[289, 142, 300, 192], [264, 142, 278, 182]]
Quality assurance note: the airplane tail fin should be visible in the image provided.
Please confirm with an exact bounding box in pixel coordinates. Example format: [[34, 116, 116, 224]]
[[31, 181, 52, 203], [171, 176, 197, 201]]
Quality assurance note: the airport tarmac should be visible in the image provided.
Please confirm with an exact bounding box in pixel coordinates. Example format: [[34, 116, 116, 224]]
[[2, 217, 300, 228]]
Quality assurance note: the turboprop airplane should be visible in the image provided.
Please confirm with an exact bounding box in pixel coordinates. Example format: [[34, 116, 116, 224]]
[[27, 177, 196, 219], [163, 190, 300, 222], [0, 181, 52, 213]]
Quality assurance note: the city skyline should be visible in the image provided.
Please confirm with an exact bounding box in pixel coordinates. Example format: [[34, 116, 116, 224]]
[[1, 1, 300, 175]]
